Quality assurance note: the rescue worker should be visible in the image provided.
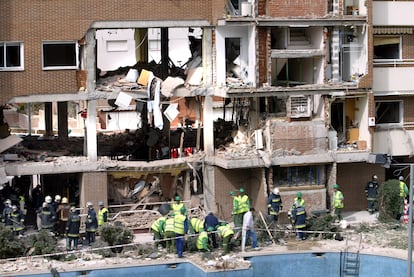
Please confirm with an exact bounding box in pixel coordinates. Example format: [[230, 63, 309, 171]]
[[189, 217, 205, 234], [398, 176, 409, 220], [267, 187, 283, 224], [291, 192, 305, 211], [230, 191, 240, 226], [18, 195, 26, 216], [171, 196, 187, 216], [174, 207, 188, 258], [97, 201, 109, 227], [204, 211, 219, 248], [56, 197, 71, 237], [31, 184, 43, 212], [332, 184, 344, 221], [2, 199, 13, 226], [85, 202, 98, 246], [164, 214, 176, 253], [196, 230, 210, 252], [52, 195, 61, 214], [292, 204, 307, 240], [238, 188, 250, 223], [39, 202, 55, 231], [151, 215, 166, 248], [10, 205, 25, 236], [66, 206, 81, 251], [365, 175, 379, 214], [217, 221, 234, 255]]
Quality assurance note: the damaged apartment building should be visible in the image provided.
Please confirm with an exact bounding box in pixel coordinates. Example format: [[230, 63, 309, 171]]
[[1, 0, 413, 228]]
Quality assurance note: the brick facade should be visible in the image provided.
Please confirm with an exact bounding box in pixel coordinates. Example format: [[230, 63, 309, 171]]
[[266, 0, 327, 17], [0, 0, 220, 104]]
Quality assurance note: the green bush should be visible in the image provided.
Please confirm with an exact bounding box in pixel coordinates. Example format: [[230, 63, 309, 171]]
[[99, 224, 133, 250], [378, 179, 401, 222], [0, 224, 25, 258], [24, 230, 58, 256]]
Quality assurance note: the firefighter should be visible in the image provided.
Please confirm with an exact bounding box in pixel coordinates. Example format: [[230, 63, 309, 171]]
[[292, 204, 307, 240], [66, 206, 81, 251], [267, 187, 283, 224], [57, 197, 71, 237], [10, 205, 25, 237], [365, 175, 379, 214], [85, 202, 98, 246]]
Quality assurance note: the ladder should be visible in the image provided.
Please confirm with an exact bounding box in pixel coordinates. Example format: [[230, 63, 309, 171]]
[[341, 233, 361, 277]]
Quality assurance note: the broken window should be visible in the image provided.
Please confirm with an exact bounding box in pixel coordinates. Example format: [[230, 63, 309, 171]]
[[273, 165, 326, 187], [374, 36, 401, 61], [375, 101, 402, 125], [272, 57, 321, 87], [0, 41, 24, 70], [259, 96, 287, 117], [42, 41, 78, 70]]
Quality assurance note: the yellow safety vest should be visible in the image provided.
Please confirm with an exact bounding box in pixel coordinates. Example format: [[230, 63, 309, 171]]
[[151, 216, 166, 232], [174, 214, 186, 235], [196, 231, 208, 250], [217, 224, 234, 238], [333, 191, 344, 208], [190, 218, 205, 233], [165, 217, 175, 232], [98, 207, 108, 226], [238, 195, 250, 214]]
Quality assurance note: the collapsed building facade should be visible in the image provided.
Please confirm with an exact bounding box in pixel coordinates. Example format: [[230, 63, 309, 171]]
[[1, 0, 413, 227]]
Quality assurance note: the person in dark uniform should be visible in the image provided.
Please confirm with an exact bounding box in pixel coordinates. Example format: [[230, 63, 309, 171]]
[[365, 175, 379, 214]]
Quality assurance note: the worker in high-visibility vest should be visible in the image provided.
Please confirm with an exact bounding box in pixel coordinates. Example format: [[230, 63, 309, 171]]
[[174, 207, 188, 258], [196, 231, 210, 252], [332, 184, 344, 221], [217, 222, 234, 254], [97, 201, 109, 227], [151, 215, 166, 248]]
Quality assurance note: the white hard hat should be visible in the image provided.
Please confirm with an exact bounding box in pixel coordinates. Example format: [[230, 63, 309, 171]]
[[98, 201, 104, 206], [70, 206, 76, 212], [272, 188, 280, 195], [55, 195, 61, 201], [86, 201, 93, 207], [12, 205, 17, 210], [4, 199, 11, 205], [61, 197, 69, 204], [45, 195, 52, 203], [399, 176, 404, 181]]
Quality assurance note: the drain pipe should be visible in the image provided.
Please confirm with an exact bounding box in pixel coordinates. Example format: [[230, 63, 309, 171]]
[[408, 164, 413, 277]]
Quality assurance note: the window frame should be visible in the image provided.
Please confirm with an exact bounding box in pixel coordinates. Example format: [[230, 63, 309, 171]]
[[42, 41, 79, 70], [375, 100, 403, 126], [373, 35, 402, 63], [272, 165, 325, 188], [0, 41, 24, 71]]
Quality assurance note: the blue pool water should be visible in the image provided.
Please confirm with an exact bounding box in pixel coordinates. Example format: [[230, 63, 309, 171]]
[[12, 252, 413, 277]]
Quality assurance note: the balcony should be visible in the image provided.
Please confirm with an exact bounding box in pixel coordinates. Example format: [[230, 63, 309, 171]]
[[373, 1, 414, 25], [373, 64, 414, 94]]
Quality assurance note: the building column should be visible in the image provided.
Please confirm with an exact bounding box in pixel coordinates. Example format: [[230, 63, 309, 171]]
[[79, 172, 107, 212], [331, 28, 340, 82], [203, 164, 217, 213], [44, 102, 53, 137], [57, 101, 68, 140], [85, 29, 98, 161]]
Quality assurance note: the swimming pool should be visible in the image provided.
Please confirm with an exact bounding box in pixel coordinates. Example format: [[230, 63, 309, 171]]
[[11, 252, 413, 277]]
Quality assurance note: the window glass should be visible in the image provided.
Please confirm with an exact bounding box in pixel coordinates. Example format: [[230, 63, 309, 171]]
[[0, 42, 23, 70], [374, 36, 400, 60], [42, 42, 78, 69], [273, 165, 326, 187], [375, 101, 402, 124]]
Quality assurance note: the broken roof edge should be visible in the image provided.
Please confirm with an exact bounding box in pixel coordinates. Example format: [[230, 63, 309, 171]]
[[90, 20, 212, 29]]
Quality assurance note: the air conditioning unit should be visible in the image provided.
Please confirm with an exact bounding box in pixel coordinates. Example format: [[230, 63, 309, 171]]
[[287, 95, 312, 118]]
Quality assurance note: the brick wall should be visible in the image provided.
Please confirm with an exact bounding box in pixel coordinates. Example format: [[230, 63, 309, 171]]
[[257, 28, 269, 86], [214, 167, 265, 221], [402, 34, 414, 59], [269, 120, 328, 154], [337, 162, 384, 211], [267, 0, 327, 17], [0, 0, 218, 104]]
